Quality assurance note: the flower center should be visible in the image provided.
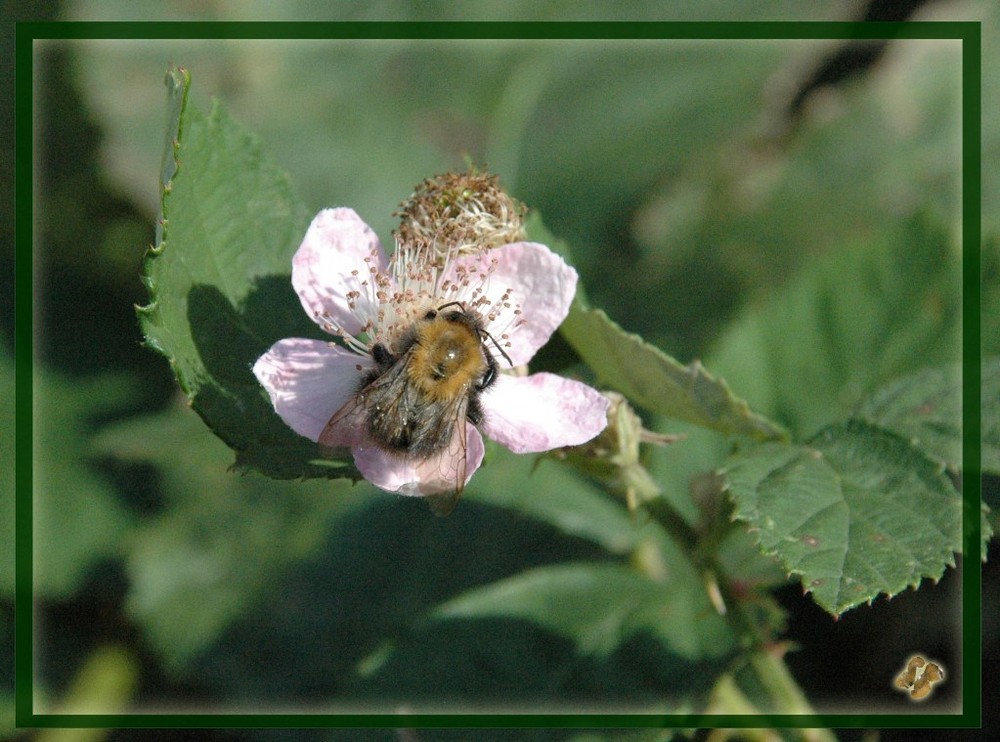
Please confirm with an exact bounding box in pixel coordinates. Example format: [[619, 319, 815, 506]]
[[319, 242, 522, 361]]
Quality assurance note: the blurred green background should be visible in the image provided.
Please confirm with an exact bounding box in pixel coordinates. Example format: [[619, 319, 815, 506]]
[[6, 0, 1000, 739]]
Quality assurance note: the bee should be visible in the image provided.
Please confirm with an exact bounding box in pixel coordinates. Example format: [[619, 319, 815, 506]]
[[319, 301, 511, 515]]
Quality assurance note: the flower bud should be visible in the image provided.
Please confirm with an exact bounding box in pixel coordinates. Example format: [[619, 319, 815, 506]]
[[558, 391, 681, 511]]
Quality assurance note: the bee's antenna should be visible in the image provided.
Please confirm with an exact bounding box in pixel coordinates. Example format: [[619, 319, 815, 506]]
[[481, 328, 513, 367], [435, 300, 465, 314]]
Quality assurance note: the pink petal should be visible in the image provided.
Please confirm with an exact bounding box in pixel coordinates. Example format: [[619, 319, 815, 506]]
[[479, 373, 608, 454], [292, 208, 388, 336], [353, 424, 485, 496], [443, 242, 577, 366], [252, 338, 371, 441]]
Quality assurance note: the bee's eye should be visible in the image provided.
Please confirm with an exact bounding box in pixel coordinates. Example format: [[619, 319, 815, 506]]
[[424, 309, 438, 319], [477, 363, 496, 391]]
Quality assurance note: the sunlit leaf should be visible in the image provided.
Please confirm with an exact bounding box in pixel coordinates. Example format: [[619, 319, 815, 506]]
[[139, 67, 342, 482], [854, 362, 962, 471], [853, 359, 996, 562], [561, 305, 785, 441], [722, 419, 962, 616], [854, 357, 1000, 472]]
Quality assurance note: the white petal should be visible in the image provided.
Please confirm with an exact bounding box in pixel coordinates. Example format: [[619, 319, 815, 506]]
[[292, 208, 388, 336], [252, 338, 370, 441], [479, 373, 608, 454], [443, 242, 577, 366], [353, 424, 485, 496]]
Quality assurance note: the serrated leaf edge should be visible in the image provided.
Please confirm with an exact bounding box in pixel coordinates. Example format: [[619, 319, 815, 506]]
[[722, 419, 963, 617], [136, 65, 190, 369]]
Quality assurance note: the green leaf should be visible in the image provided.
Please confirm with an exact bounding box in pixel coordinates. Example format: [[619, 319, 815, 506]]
[[140, 68, 341, 481], [432, 561, 733, 663], [854, 362, 963, 472], [157, 66, 186, 208], [560, 304, 786, 442], [710, 215, 961, 439], [852, 359, 996, 561], [525, 213, 782, 443], [722, 419, 962, 616], [855, 357, 1000, 475]]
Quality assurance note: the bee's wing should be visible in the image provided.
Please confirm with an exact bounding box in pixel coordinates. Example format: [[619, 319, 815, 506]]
[[318, 357, 410, 455], [419, 397, 470, 517], [317, 393, 368, 456]]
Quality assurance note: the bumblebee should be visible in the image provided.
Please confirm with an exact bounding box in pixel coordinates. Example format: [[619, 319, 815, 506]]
[[320, 302, 510, 514]]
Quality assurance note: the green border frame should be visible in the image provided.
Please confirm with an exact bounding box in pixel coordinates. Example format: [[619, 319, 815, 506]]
[[14, 19, 983, 731]]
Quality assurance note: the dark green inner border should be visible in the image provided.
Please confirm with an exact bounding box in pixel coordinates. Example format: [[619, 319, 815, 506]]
[[14, 19, 983, 730]]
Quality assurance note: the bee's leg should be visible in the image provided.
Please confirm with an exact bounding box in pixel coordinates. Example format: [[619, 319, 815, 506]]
[[371, 342, 396, 372], [466, 395, 484, 425], [476, 351, 499, 391]]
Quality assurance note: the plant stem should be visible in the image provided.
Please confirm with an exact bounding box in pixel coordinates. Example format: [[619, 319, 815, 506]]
[[645, 493, 834, 738]]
